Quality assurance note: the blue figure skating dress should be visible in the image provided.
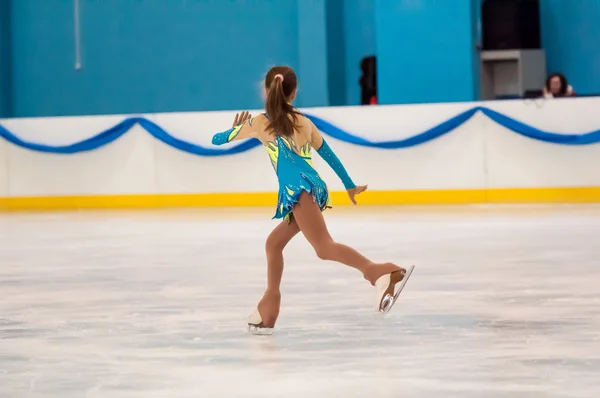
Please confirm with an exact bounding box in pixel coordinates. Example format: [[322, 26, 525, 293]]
[[211, 112, 355, 222], [265, 135, 331, 220]]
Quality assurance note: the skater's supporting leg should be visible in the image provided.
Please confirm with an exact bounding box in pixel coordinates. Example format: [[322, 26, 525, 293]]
[[292, 192, 403, 284], [254, 219, 300, 328], [265, 219, 300, 291]]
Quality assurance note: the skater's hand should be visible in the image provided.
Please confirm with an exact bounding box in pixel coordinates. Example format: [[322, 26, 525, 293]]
[[347, 185, 368, 205], [232, 111, 252, 127]]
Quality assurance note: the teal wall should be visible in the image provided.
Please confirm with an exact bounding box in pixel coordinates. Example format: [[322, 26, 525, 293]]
[[297, 0, 329, 108], [326, 0, 346, 106], [325, 0, 376, 106], [540, 0, 600, 95], [375, 0, 477, 105], [6, 0, 600, 118], [0, 0, 11, 117], [10, 0, 302, 117], [6, 0, 377, 117], [344, 0, 376, 106]]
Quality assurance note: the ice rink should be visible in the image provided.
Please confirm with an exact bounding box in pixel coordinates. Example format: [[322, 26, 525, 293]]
[[1, 205, 599, 398]]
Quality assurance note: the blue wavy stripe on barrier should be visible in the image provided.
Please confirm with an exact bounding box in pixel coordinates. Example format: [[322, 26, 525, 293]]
[[1, 106, 600, 156], [307, 107, 480, 149], [138, 118, 261, 156]]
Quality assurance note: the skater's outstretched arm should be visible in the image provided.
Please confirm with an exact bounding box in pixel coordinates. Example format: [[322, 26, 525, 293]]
[[310, 121, 367, 204], [212, 111, 261, 145], [310, 122, 356, 189]]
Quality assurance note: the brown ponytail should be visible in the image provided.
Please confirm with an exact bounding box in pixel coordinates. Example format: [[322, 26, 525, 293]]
[[265, 66, 301, 137]]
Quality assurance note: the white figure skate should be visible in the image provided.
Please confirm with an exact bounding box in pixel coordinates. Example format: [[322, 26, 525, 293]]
[[247, 308, 274, 335]]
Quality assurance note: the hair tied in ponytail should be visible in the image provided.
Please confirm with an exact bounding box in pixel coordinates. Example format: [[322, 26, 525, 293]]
[[265, 66, 300, 137]]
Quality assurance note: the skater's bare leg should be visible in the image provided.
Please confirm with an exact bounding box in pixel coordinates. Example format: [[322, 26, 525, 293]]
[[292, 193, 371, 273], [265, 218, 300, 291], [254, 219, 300, 328], [291, 192, 403, 285]]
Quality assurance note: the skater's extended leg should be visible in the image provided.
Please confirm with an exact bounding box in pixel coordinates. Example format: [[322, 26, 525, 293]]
[[292, 192, 410, 312], [292, 192, 371, 273], [292, 192, 404, 285], [251, 219, 300, 329]]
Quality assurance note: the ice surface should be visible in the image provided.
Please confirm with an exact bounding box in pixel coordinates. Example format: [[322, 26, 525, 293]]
[[1, 205, 599, 397]]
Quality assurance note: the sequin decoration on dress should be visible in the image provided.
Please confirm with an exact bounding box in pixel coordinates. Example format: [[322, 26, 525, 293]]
[[266, 136, 331, 220]]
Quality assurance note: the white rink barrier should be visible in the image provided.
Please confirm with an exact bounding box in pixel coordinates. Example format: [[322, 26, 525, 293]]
[[1, 98, 600, 210]]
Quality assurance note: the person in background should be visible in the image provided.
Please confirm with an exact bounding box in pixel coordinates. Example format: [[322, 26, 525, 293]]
[[359, 56, 377, 105], [543, 72, 575, 98]]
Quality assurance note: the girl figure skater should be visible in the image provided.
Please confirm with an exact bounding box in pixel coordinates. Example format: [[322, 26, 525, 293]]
[[211, 66, 413, 334]]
